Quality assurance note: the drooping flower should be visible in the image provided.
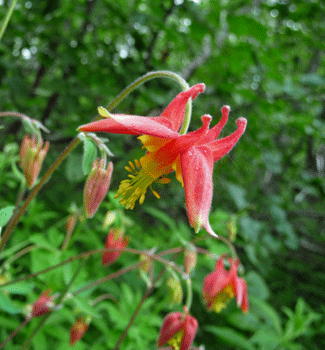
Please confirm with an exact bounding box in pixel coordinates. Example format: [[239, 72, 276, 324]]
[[70, 317, 89, 347], [31, 290, 54, 317], [157, 306, 198, 350], [203, 256, 249, 313], [19, 134, 50, 188], [78, 84, 247, 236], [83, 159, 113, 218], [101, 228, 129, 266]]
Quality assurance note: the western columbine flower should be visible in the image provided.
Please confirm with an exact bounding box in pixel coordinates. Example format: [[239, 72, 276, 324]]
[[19, 134, 50, 188], [101, 228, 129, 266], [70, 317, 89, 347], [203, 256, 249, 313], [157, 306, 198, 350], [78, 84, 247, 236], [31, 290, 54, 318], [83, 159, 113, 218]]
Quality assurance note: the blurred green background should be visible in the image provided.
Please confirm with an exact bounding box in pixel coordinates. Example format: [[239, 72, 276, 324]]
[[0, 0, 325, 349]]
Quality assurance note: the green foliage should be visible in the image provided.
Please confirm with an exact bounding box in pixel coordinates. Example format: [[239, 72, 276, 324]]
[[1, 0, 325, 349]]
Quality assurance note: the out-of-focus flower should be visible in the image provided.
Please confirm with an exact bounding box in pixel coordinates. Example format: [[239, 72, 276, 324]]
[[19, 134, 49, 188], [78, 84, 246, 237], [83, 159, 113, 218], [157, 306, 198, 350], [167, 275, 183, 305], [101, 228, 128, 266], [70, 317, 89, 347], [31, 290, 54, 317], [184, 245, 197, 275], [203, 256, 249, 313]]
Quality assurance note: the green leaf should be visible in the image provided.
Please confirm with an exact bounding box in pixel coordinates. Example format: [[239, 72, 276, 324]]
[[205, 326, 255, 350], [0, 293, 21, 314], [65, 153, 84, 182], [228, 15, 267, 43], [0, 206, 15, 227], [3, 281, 35, 295], [226, 182, 247, 209], [82, 138, 97, 175], [246, 271, 270, 300]]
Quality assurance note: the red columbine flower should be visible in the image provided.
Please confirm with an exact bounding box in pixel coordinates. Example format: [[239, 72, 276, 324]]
[[83, 159, 113, 218], [31, 290, 54, 317], [157, 306, 198, 350], [19, 134, 49, 188], [78, 84, 247, 236], [203, 256, 249, 313], [101, 228, 129, 266], [70, 317, 89, 347]]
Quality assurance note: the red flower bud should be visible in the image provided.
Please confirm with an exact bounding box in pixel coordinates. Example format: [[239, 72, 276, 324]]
[[101, 228, 129, 266], [83, 159, 113, 218], [31, 290, 54, 317], [157, 306, 198, 350], [19, 134, 49, 188], [70, 317, 89, 347]]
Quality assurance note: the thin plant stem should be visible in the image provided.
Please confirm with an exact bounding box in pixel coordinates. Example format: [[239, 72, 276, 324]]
[[0, 71, 189, 256], [0, 318, 30, 350], [0, 247, 185, 289], [113, 250, 182, 350], [0, 0, 18, 42], [22, 258, 88, 350]]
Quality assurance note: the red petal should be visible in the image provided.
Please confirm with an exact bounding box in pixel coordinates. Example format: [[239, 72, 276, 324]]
[[78, 114, 179, 139], [180, 314, 198, 350], [207, 117, 247, 162], [78, 118, 139, 135], [157, 312, 184, 347], [235, 276, 249, 312], [159, 83, 206, 132], [200, 105, 230, 144], [181, 144, 214, 234]]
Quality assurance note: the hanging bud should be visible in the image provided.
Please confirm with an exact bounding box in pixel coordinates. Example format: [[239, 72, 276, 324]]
[[101, 228, 129, 266], [19, 134, 49, 188], [184, 244, 197, 275], [227, 215, 237, 242], [70, 317, 89, 347], [102, 210, 117, 229], [167, 275, 183, 305], [30, 290, 54, 318], [65, 213, 78, 237], [83, 159, 113, 218]]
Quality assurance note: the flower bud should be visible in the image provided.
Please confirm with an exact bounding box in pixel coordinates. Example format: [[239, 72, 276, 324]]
[[101, 228, 128, 266], [70, 317, 89, 347], [83, 159, 113, 218], [167, 275, 183, 305], [19, 134, 49, 188], [184, 244, 197, 275], [31, 290, 54, 318]]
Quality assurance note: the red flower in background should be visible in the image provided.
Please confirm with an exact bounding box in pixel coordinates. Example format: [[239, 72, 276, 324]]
[[31, 290, 54, 317], [70, 317, 89, 347], [101, 228, 129, 266], [157, 306, 198, 350], [203, 256, 249, 313], [78, 84, 247, 237]]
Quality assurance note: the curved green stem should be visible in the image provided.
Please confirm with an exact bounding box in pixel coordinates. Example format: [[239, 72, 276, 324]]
[[185, 277, 193, 311], [0, 71, 189, 256], [0, 0, 18, 42]]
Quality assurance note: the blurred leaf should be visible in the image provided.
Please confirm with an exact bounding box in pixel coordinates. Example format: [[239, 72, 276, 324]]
[[0, 293, 21, 314], [205, 325, 255, 350], [0, 206, 15, 227], [82, 138, 97, 175], [226, 182, 247, 210]]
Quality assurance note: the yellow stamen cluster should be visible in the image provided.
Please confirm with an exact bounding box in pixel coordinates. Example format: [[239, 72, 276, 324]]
[[167, 330, 184, 350], [211, 285, 235, 313], [114, 160, 171, 210]]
